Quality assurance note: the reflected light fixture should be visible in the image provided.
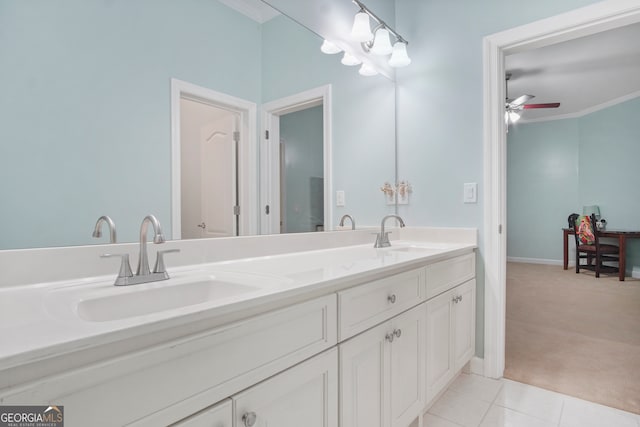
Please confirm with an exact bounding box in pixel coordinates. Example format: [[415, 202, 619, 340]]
[[370, 27, 393, 55], [341, 51, 362, 66], [320, 40, 342, 55], [351, 11, 373, 42], [389, 41, 411, 67], [359, 63, 378, 76]]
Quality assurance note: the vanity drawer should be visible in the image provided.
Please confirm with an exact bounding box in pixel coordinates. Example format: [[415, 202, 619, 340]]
[[172, 398, 232, 427], [1, 295, 337, 427], [338, 268, 426, 340], [426, 252, 475, 299]]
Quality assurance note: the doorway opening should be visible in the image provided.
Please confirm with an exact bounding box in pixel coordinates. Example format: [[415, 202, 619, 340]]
[[170, 79, 258, 239], [482, 2, 640, 379], [260, 85, 332, 235]]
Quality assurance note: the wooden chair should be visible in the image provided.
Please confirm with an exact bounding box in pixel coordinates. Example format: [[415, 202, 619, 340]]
[[568, 213, 619, 277]]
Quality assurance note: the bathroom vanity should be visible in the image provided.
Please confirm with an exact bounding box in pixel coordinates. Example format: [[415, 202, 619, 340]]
[[0, 228, 476, 427]]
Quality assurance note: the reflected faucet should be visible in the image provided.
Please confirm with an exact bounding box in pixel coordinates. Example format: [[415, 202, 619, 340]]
[[374, 214, 406, 248], [339, 214, 356, 230], [92, 215, 117, 243]]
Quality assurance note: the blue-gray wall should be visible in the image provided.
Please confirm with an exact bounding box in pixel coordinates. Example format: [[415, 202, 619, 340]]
[[280, 106, 324, 233], [394, 0, 602, 357], [508, 97, 640, 274]]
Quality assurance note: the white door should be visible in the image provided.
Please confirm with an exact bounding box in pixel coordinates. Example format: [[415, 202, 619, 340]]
[[233, 348, 338, 427], [200, 114, 238, 238], [453, 280, 476, 371], [389, 305, 425, 427], [340, 323, 388, 427], [425, 290, 454, 403]]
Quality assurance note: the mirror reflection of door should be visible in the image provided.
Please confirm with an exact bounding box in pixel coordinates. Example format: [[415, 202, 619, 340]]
[[278, 105, 324, 233], [180, 98, 239, 239]]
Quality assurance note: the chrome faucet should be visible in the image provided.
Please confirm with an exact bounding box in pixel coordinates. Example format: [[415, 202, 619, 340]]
[[92, 215, 117, 243], [101, 215, 179, 286], [339, 214, 356, 230], [374, 214, 406, 248]]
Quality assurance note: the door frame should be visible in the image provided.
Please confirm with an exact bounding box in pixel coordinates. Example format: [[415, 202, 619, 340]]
[[260, 85, 332, 234], [482, 0, 640, 378], [170, 78, 258, 239]]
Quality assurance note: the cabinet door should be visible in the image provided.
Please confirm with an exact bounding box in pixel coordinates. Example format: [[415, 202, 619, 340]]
[[172, 399, 232, 427], [233, 348, 338, 427], [389, 304, 426, 427], [340, 322, 389, 427], [453, 279, 476, 371], [425, 289, 454, 403]]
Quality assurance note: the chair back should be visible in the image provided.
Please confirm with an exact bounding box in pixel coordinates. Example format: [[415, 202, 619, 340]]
[[568, 213, 598, 246]]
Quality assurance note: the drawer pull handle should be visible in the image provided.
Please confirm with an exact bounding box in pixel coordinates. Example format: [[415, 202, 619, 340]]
[[242, 412, 257, 427], [458, 295, 463, 302], [452, 295, 458, 303], [394, 328, 402, 338], [385, 332, 395, 343], [388, 294, 397, 304]]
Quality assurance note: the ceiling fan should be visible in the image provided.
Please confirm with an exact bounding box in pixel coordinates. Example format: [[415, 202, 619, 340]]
[[505, 73, 560, 124]]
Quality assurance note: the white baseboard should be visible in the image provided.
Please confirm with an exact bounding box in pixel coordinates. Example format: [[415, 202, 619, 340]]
[[633, 267, 640, 279], [463, 356, 485, 376], [507, 257, 573, 266]]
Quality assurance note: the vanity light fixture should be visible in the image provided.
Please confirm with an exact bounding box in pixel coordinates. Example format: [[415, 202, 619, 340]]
[[351, 11, 374, 42], [358, 63, 378, 76], [320, 40, 342, 54], [369, 28, 393, 55], [341, 51, 362, 66]]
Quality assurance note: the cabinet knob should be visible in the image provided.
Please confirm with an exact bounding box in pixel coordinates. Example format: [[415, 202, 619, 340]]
[[388, 294, 397, 304], [394, 328, 402, 338], [452, 295, 458, 303], [385, 332, 395, 343], [458, 295, 463, 302], [242, 412, 257, 427]]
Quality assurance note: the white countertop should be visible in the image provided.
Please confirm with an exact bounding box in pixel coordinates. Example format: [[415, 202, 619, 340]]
[[0, 229, 476, 390]]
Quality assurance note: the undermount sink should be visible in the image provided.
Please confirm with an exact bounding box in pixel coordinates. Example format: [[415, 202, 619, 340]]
[[77, 277, 261, 322]]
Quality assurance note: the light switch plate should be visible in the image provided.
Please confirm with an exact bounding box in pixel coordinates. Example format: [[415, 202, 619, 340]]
[[336, 190, 345, 207], [464, 183, 477, 203]]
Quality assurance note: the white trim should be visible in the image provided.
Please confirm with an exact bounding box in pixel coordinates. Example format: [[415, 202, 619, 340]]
[[507, 257, 569, 266], [632, 267, 640, 279], [483, 0, 640, 380], [520, 89, 640, 124], [170, 78, 258, 239], [260, 85, 333, 235]]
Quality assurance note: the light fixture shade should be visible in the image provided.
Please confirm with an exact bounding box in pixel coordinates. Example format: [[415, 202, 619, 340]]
[[388, 41, 411, 67], [508, 110, 521, 123], [320, 40, 342, 55], [583, 205, 601, 219], [351, 12, 373, 42], [358, 63, 378, 76], [370, 28, 393, 55], [341, 51, 362, 66]]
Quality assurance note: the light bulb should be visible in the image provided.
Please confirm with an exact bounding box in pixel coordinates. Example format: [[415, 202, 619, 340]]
[[370, 28, 393, 55], [320, 40, 342, 55], [508, 110, 521, 123], [358, 63, 378, 76], [388, 41, 411, 67], [341, 52, 362, 66], [351, 12, 373, 42]]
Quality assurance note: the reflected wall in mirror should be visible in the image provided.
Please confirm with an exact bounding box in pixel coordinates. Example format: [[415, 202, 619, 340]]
[[0, 0, 396, 250]]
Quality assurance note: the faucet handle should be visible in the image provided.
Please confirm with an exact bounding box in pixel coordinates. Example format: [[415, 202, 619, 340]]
[[153, 249, 180, 274], [100, 253, 134, 282]]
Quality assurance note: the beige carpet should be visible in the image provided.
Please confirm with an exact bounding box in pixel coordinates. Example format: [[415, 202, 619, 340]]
[[505, 262, 640, 414]]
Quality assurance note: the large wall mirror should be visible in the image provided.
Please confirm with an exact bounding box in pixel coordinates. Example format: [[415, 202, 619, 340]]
[[0, 0, 396, 250]]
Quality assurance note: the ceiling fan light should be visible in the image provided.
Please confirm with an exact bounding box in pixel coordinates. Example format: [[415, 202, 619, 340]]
[[341, 51, 362, 66], [370, 28, 393, 55], [320, 40, 342, 55], [388, 41, 411, 67], [358, 63, 378, 77], [351, 12, 373, 42]]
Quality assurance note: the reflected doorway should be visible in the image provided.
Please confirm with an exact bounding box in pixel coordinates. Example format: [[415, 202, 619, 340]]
[[180, 99, 239, 238], [261, 85, 332, 235]]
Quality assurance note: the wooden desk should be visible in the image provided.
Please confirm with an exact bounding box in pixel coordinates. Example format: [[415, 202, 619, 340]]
[[563, 228, 640, 281]]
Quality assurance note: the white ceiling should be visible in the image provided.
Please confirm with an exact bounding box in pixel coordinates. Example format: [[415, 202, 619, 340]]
[[217, 0, 280, 23], [505, 22, 640, 122]]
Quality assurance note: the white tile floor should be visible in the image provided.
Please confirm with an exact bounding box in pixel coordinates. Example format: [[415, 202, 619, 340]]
[[424, 374, 640, 427]]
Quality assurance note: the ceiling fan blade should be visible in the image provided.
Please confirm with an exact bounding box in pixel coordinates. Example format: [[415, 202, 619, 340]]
[[509, 94, 534, 107], [523, 103, 561, 109]]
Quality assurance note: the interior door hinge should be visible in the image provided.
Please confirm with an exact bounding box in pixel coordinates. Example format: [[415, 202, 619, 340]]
[[233, 205, 240, 216], [498, 224, 502, 234], [265, 205, 270, 215], [265, 130, 269, 140], [233, 131, 240, 142]]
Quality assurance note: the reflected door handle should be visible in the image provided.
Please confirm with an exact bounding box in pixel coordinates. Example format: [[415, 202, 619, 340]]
[[197, 222, 205, 229]]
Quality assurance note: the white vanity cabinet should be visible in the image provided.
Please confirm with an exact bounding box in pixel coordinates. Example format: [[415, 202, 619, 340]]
[[425, 279, 476, 403], [233, 348, 338, 427], [340, 303, 426, 427], [172, 399, 232, 427]]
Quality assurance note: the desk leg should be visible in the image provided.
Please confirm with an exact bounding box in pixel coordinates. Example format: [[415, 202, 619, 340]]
[[563, 229, 569, 270], [619, 235, 626, 281]]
